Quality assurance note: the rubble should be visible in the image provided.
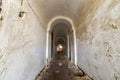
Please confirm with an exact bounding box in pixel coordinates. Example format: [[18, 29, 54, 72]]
[[35, 52, 93, 80]]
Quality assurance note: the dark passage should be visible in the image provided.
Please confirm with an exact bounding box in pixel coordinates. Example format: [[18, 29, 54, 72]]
[[35, 21, 93, 80]]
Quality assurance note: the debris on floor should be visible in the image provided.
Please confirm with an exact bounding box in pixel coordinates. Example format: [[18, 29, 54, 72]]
[[35, 53, 93, 80]]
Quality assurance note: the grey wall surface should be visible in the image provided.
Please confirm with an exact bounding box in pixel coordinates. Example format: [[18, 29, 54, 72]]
[[0, 0, 46, 80], [76, 1, 120, 80]]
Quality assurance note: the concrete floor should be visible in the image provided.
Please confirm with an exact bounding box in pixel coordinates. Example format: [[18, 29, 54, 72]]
[[35, 52, 92, 80]]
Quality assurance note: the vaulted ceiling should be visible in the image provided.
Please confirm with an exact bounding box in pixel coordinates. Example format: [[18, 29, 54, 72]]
[[28, 0, 105, 28]]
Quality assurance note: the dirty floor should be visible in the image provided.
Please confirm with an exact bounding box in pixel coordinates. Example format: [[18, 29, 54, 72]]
[[35, 52, 93, 80]]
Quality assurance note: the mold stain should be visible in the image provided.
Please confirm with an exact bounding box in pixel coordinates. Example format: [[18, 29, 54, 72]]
[[0, 1, 1, 8], [0, 14, 2, 21], [0, 7, 1, 13], [95, 66, 97, 69], [0, 0, 3, 21], [75, 0, 104, 27], [21, 0, 24, 6], [74, 0, 105, 41]]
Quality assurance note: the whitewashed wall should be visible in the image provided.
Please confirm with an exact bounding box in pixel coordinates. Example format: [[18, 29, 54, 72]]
[[77, 0, 120, 80], [0, 0, 46, 80], [0, 0, 120, 80]]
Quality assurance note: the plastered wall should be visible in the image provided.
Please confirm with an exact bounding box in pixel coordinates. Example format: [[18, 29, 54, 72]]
[[77, 0, 120, 80], [0, 0, 120, 80], [0, 0, 46, 80]]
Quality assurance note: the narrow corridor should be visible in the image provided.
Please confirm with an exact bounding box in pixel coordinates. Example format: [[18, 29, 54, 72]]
[[35, 20, 93, 80], [1, 1, 120, 80]]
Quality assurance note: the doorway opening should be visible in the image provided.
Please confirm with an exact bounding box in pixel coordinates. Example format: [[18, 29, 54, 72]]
[[46, 16, 77, 65]]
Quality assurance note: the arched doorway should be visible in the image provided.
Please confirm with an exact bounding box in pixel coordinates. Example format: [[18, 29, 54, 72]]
[[46, 16, 77, 65]]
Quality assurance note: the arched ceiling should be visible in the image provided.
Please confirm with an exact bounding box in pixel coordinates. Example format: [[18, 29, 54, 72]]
[[27, 0, 120, 42], [53, 23, 69, 38], [28, 0, 105, 29]]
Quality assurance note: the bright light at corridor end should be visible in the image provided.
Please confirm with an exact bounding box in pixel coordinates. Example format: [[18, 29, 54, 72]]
[[46, 16, 77, 65]]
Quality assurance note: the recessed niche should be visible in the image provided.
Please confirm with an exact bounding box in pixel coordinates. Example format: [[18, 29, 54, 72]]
[[18, 11, 25, 19]]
